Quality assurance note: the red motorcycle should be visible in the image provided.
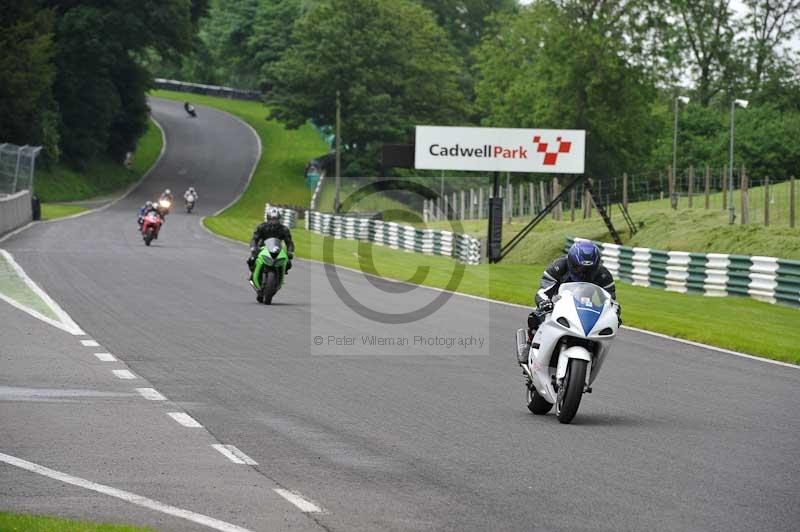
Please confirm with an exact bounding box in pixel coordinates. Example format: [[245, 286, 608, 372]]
[[141, 211, 163, 246]]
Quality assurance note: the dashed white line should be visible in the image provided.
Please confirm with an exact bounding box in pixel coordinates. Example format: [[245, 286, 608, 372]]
[[80, 339, 100, 347], [168, 412, 203, 428], [0, 452, 254, 532], [212, 444, 258, 465], [136, 388, 166, 401], [112, 369, 136, 380], [94, 352, 116, 362], [274, 489, 324, 513]]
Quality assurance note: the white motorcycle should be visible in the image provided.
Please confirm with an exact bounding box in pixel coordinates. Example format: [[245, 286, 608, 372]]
[[516, 283, 620, 424]]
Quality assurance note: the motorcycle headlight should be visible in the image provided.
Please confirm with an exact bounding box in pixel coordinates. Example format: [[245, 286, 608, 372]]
[[159, 200, 171, 208]]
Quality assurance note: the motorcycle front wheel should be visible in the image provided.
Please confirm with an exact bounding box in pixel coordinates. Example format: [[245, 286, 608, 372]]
[[526, 385, 553, 415], [262, 269, 279, 304], [144, 228, 154, 246], [556, 359, 587, 424]]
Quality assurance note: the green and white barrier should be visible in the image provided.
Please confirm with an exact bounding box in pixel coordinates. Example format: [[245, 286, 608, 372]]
[[264, 204, 297, 228], [307, 211, 482, 265], [566, 237, 800, 307]]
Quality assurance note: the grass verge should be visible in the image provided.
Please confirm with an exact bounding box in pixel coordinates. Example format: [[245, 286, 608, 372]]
[[40, 203, 89, 220], [190, 92, 797, 364], [0, 512, 154, 532], [36, 118, 162, 203]]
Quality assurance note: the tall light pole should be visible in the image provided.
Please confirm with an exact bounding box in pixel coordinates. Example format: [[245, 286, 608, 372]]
[[672, 95, 690, 185], [334, 90, 342, 213], [728, 98, 748, 225]]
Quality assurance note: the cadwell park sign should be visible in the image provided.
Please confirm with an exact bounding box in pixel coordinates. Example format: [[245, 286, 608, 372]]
[[414, 126, 585, 174]]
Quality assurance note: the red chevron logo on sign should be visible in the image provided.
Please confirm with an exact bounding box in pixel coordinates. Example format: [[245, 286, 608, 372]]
[[532, 136, 572, 166]]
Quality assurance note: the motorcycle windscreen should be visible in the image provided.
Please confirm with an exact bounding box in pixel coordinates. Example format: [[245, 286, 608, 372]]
[[560, 283, 610, 335]]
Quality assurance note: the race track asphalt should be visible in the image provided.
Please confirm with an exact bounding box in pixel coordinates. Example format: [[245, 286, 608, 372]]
[[2, 98, 798, 532]]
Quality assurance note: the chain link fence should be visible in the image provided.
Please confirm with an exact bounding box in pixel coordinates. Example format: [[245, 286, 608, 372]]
[[0, 143, 42, 195]]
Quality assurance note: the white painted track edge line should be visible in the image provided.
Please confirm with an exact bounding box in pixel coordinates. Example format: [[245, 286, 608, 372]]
[[136, 387, 166, 401], [0, 452, 254, 532], [0, 249, 85, 334], [168, 412, 203, 428], [209, 110, 262, 218], [212, 444, 258, 465], [273, 488, 324, 513]]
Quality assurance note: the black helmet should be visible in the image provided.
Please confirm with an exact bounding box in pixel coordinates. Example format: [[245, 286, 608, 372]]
[[567, 241, 601, 281]]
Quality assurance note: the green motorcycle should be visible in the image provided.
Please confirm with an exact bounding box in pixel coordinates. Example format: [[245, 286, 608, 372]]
[[251, 237, 289, 304]]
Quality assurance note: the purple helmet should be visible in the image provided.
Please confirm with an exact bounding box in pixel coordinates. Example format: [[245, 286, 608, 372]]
[[567, 241, 601, 281]]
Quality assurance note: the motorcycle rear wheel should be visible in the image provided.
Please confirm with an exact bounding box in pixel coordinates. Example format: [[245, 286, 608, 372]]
[[556, 359, 587, 424], [526, 386, 553, 415]]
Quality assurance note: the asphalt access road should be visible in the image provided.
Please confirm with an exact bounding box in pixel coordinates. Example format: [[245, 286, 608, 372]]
[[3, 98, 799, 532]]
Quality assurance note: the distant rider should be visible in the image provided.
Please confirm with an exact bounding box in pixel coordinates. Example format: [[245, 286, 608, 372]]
[[248, 207, 294, 277], [184, 186, 197, 205], [519, 240, 618, 364]]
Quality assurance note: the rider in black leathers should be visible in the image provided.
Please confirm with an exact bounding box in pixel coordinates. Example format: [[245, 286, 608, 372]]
[[247, 207, 295, 275]]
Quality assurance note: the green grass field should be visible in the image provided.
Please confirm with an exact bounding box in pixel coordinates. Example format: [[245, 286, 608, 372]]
[[36, 118, 162, 203], [191, 92, 798, 364], [0, 512, 154, 532], [40, 203, 88, 220]]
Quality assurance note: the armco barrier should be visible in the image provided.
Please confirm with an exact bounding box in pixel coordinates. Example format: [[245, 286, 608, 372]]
[[0, 190, 32, 236], [566, 237, 800, 307], [264, 204, 297, 228], [154, 79, 262, 101], [306, 211, 482, 265]]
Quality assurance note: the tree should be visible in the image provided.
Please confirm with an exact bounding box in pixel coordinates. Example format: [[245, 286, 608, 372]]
[[46, 0, 207, 165], [268, 0, 469, 175], [250, 0, 305, 91], [417, 0, 517, 54], [474, 1, 658, 177], [742, 0, 800, 92], [667, 0, 739, 107], [0, 1, 57, 157]]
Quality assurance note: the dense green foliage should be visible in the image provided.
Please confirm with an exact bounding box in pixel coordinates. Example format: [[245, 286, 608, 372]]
[[160, 0, 800, 181], [2, 0, 206, 170]]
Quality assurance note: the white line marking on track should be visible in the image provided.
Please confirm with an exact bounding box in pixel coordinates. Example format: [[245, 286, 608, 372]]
[[112, 369, 136, 380], [274, 488, 324, 513], [94, 353, 116, 362], [168, 412, 203, 428], [0, 452, 254, 532], [81, 339, 100, 347], [0, 250, 85, 335], [136, 388, 166, 401], [212, 444, 258, 465]]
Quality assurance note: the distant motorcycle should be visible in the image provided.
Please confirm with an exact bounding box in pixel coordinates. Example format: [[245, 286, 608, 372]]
[[250, 237, 289, 304], [157, 198, 172, 215], [140, 211, 163, 246], [516, 283, 620, 424], [184, 193, 196, 214], [184, 101, 197, 118]]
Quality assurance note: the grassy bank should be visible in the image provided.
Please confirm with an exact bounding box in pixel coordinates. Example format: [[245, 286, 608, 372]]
[[0, 512, 154, 532], [36, 118, 162, 203], [190, 92, 797, 364], [425, 180, 800, 262], [40, 203, 88, 220]]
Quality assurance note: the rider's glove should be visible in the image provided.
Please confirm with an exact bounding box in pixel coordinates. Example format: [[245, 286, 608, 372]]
[[288, 252, 294, 260], [246, 256, 256, 271], [537, 300, 554, 314], [615, 303, 622, 326]]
